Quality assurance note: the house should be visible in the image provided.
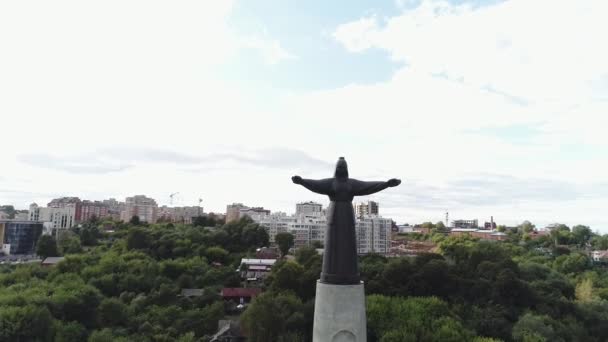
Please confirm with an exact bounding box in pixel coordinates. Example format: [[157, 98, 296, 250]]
[[180, 288, 204, 297], [41, 257, 64, 266], [592, 250, 608, 263], [239, 258, 276, 281], [255, 247, 279, 259], [221, 288, 261, 304]]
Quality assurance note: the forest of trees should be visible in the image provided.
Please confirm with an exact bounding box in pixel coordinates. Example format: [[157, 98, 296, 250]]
[[1, 217, 608, 341]]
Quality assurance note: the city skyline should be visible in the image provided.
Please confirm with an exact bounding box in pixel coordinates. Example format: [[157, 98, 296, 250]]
[[2, 0, 607, 231], [0, 193, 585, 231]]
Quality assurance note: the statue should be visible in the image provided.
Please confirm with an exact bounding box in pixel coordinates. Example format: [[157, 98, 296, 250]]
[[292, 157, 401, 285]]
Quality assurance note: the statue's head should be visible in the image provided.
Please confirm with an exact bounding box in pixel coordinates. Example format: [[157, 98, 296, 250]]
[[334, 157, 349, 179]]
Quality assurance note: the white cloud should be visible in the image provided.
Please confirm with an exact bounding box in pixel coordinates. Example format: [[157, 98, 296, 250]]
[[1, 0, 607, 230], [334, 0, 608, 107], [240, 35, 296, 65]]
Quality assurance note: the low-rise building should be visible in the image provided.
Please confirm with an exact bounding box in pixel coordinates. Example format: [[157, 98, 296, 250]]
[[450, 228, 507, 241], [239, 258, 276, 281], [221, 288, 261, 304], [452, 219, 478, 229], [41, 256, 64, 266], [592, 250, 608, 263], [0, 220, 44, 255]]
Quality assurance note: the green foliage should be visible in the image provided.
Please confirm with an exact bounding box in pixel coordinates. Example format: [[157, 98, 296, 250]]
[[55, 321, 87, 342], [512, 313, 560, 342], [129, 215, 141, 225], [37, 234, 59, 258], [58, 231, 83, 255], [367, 295, 474, 341], [3, 217, 608, 341], [0, 304, 54, 341], [241, 292, 308, 342], [275, 232, 294, 257], [204, 246, 229, 264], [98, 298, 129, 326], [554, 253, 590, 274]]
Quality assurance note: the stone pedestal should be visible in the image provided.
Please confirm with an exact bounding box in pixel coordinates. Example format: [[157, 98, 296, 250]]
[[313, 280, 367, 342]]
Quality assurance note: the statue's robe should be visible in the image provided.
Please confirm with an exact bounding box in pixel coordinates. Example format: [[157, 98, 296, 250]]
[[297, 178, 389, 285]]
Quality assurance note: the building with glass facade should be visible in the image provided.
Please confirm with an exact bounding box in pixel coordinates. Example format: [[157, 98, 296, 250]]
[[0, 220, 43, 255]]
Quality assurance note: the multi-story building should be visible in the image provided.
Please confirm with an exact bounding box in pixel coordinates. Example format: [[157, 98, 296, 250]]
[[296, 201, 323, 216], [102, 198, 125, 221], [248, 201, 393, 256], [157, 206, 203, 224], [290, 215, 327, 248], [29, 203, 77, 229], [122, 195, 158, 223], [47, 206, 77, 229], [0, 220, 43, 255], [354, 201, 379, 218], [226, 203, 247, 223], [356, 216, 392, 255], [239, 207, 271, 220], [48, 197, 82, 222], [248, 212, 295, 243], [28, 203, 41, 221], [452, 219, 478, 229], [80, 200, 109, 221]]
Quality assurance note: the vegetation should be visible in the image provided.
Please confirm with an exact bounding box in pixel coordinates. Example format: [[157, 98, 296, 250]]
[[1, 217, 267, 341], [4, 218, 608, 341]]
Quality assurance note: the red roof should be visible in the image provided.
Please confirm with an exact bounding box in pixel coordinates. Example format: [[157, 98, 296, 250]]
[[222, 287, 262, 298]]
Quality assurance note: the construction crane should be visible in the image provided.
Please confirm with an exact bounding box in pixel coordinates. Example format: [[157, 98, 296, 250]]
[[170, 192, 179, 205]]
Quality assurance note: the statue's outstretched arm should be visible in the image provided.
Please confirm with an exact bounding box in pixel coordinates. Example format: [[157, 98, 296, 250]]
[[292, 176, 333, 195], [351, 178, 400, 196]]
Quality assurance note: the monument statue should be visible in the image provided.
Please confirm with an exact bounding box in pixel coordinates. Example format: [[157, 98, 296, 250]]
[[292, 157, 401, 342]]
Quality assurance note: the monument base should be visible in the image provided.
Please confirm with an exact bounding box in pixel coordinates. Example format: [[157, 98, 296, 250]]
[[313, 280, 367, 342]]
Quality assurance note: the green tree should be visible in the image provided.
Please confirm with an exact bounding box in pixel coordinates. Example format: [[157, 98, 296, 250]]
[[126, 227, 151, 250], [519, 221, 536, 233], [204, 246, 229, 264], [295, 246, 319, 267], [572, 225, 592, 247], [58, 231, 83, 255], [55, 321, 87, 342], [129, 215, 141, 225], [554, 253, 590, 274], [575, 278, 597, 302], [591, 234, 608, 250], [268, 260, 305, 294], [36, 234, 59, 258], [512, 313, 560, 342], [367, 295, 474, 341], [0, 305, 54, 342], [98, 298, 129, 326], [275, 232, 294, 257], [241, 292, 305, 342]]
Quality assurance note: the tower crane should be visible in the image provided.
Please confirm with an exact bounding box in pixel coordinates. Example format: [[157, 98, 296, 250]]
[[170, 192, 179, 205]]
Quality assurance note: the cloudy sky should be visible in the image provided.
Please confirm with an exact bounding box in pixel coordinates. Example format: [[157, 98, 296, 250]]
[[1, 0, 607, 230]]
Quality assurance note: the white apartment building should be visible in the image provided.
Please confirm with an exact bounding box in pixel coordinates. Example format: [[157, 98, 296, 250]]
[[356, 216, 392, 255], [354, 201, 379, 218], [296, 201, 323, 216], [28, 203, 77, 229], [290, 215, 327, 248], [122, 195, 158, 223], [248, 212, 295, 243]]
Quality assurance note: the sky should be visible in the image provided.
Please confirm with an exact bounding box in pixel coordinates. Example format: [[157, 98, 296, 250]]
[[1, 0, 607, 231]]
